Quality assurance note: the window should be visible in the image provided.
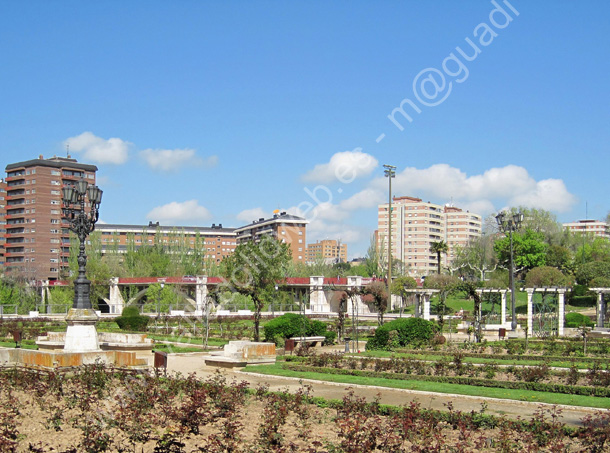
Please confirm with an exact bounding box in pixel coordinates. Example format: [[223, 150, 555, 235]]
[[51, 170, 60, 176], [51, 180, 60, 186], [51, 219, 60, 224]]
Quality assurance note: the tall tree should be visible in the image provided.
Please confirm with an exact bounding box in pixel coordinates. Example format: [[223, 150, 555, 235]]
[[430, 240, 448, 274], [220, 236, 292, 341], [451, 234, 497, 281]]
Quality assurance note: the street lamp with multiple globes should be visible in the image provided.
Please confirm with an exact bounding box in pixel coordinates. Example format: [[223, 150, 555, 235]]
[[61, 179, 103, 352], [495, 211, 524, 331], [383, 164, 396, 294]]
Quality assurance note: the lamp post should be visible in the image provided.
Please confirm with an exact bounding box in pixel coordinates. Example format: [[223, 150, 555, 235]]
[[495, 211, 523, 331], [61, 178, 103, 352], [383, 164, 396, 300]]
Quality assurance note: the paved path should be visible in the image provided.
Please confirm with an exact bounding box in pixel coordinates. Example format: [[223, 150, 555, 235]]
[[165, 353, 605, 427]]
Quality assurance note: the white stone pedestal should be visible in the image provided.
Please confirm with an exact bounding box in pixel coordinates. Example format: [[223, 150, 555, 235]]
[[64, 308, 100, 352]]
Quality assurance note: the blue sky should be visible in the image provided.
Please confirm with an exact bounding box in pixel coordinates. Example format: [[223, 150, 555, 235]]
[[1, 1, 608, 258]]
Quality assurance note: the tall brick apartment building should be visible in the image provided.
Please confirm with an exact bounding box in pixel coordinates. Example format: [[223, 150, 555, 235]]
[[377, 196, 482, 277], [4, 155, 98, 281], [234, 212, 308, 263]]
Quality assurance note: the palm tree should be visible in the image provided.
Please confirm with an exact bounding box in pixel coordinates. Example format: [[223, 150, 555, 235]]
[[430, 240, 449, 274]]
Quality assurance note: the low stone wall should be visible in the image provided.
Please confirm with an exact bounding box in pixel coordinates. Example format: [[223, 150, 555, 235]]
[[0, 348, 149, 369]]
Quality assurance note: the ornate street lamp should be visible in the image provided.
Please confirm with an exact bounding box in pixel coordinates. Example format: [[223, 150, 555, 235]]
[[61, 179, 103, 351], [495, 211, 523, 331]]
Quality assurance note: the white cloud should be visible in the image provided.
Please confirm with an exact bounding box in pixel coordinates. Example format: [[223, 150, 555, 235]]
[[236, 207, 271, 223], [340, 188, 385, 211], [146, 200, 212, 224], [366, 163, 577, 215], [140, 148, 218, 172], [509, 178, 576, 213], [302, 149, 378, 184], [64, 131, 130, 165]]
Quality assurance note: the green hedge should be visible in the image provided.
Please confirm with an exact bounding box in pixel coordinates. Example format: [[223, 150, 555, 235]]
[[565, 312, 594, 328], [284, 363, 610, 398], [263, 313, 334, 344], [366, 318, 437, 351], [115, 306, 150, 332]]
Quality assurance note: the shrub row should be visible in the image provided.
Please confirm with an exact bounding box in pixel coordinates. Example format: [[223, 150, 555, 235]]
[[284, 363, 610, 398]]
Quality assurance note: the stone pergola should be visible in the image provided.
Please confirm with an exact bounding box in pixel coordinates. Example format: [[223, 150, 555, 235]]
[[590, 288, 610, 329], [525, 287, 569, 337], [475, 289, 511, 329], [401, 289, 439, 321]]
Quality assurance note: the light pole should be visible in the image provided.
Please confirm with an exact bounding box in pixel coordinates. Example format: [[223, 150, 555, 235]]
[[383, 164, 396, 302], [495, 211, 523, 331], [61, 178, 103, 351]]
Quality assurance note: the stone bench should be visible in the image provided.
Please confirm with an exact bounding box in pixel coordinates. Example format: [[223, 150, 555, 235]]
[[289, 336, 326, 347]]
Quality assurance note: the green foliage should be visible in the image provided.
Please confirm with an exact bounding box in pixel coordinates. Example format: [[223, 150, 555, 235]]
[[565, 312, 594, 328], [121, 305, 141, 317], [524, 266, 571, 287], [494, 229, 548, 271], [262, 313, 330, 344], [575, 261, 610, 286], [116, 305, 150, 331], [366, 318, 437, 350]]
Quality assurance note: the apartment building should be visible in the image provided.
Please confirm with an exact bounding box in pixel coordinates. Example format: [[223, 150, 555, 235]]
[[444, 205, 484, 264], [4, 155, 98, 281], [234, 212, 308, 263], [0, 179, 6, 270], [563, 219, 610, 239], [305, 239, 347, 264], [95, 222, 237, 264], [377, 196, 482, 277]]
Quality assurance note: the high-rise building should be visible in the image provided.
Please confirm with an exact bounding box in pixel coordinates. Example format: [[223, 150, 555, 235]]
[[563, 219, 610, 239], [234, 212, 307, 263], [0, 179, 6, 271], [377, 196, 482, 277], [305, 239, 347, 264], [4, 155, 97, 281]]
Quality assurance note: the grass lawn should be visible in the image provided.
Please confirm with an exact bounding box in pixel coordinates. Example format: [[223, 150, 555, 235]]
[[0, 340, 38, 350], [245, 363, 610, 409]]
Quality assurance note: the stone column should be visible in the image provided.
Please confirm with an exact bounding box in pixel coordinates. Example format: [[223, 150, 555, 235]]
[[309, 276, 327, 313], [526, 288, 534, 336], [500, 290, 507, 327], [195, 276, 208, 314], [109, 277, 124, 315], [597, 292, 605, 328], [557, 288, 566, 337], [423, 292, 431, 321]]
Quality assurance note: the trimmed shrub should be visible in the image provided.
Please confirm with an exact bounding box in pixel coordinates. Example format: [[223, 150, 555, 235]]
[[565, 312, 594, 328], [263, 313, 334, 344], [366, 318, 437, 351], [115, 305, 150, 332]]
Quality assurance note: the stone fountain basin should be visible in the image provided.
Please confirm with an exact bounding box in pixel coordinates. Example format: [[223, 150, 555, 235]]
[[36, 331, 154, 351]]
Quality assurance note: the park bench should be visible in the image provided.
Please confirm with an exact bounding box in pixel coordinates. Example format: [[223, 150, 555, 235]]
[[289, 336, 326, 348]]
